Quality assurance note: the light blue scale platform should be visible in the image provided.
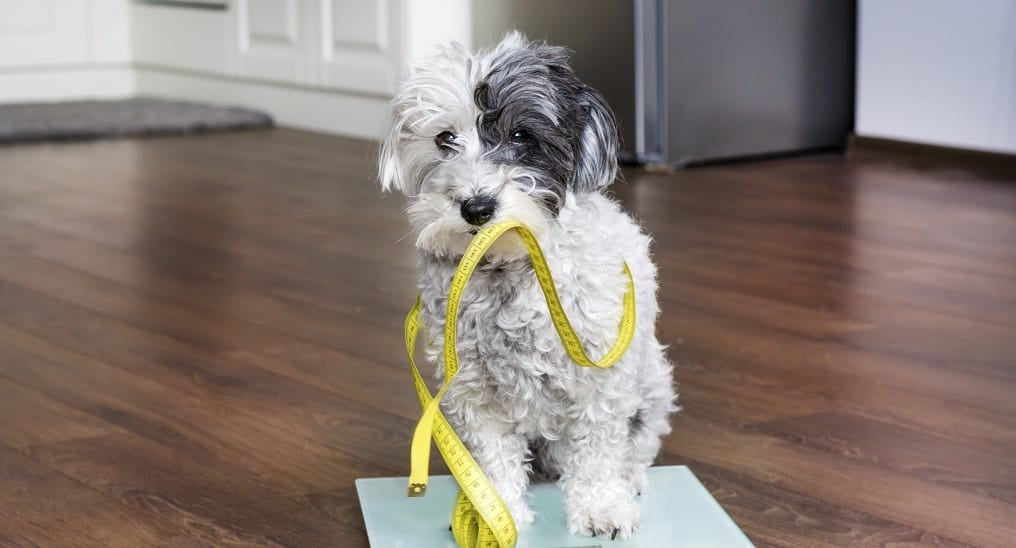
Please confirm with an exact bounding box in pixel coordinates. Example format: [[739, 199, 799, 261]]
[[356, 465, 753, 547]]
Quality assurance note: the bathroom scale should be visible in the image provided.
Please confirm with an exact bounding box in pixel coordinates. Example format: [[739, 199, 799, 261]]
[[355, 465, 753, 547]]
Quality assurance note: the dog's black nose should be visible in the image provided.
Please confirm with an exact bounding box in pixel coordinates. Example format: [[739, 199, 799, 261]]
[[460, 196, 497, 226]]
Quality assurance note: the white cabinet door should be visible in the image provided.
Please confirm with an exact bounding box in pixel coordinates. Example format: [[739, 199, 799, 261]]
[[319, 0, 402, 96], [0, 0, 91, 68], [132, 3, 231, 75], [233, 0, 319, 85]]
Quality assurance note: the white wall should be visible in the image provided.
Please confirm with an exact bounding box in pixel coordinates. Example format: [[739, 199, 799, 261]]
[[0, 0, 134, 102], [856, 0, 1016, 154]]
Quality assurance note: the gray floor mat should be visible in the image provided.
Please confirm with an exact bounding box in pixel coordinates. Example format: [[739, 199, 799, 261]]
[[0, 97, 273, 144]]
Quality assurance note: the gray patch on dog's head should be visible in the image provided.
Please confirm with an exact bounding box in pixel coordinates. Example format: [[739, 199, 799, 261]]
[[472, 35, 619, 213]]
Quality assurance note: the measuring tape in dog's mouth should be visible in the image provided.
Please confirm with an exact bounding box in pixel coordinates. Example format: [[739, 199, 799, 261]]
[[404, 220, 636, 548]]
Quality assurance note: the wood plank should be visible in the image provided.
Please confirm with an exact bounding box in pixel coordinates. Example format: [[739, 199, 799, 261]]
[[752, 411, 1016, 505], [0, 321, 397, 496], [664, 314, 1016, 443], [27, 433, 361, 547], [0, 377, 120, 450], [667, 416, 1015, 546], [676, 456, 968, 548], [0, 442, 178, 547]]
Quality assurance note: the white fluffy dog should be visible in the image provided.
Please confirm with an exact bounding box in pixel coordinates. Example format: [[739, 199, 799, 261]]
[[379, 32, 676, 540]]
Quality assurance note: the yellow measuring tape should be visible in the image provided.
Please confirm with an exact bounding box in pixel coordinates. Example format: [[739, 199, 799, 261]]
[[405, 220, 636, 548]]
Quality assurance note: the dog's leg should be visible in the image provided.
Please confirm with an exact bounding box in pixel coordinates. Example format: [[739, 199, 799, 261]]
[[450, 414, 535, 528], [626, 361, 677, 495], [625, 398, 672, 496], [625, 409, 657, 497], [556, 417, 641, 540]]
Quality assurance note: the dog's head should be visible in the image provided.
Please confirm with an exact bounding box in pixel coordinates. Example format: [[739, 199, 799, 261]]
[[379, 32, 619, 260]]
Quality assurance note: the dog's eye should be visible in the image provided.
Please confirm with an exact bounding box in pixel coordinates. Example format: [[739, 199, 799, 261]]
[[435, 131, 456, 149], [510, 129, 532, 146]]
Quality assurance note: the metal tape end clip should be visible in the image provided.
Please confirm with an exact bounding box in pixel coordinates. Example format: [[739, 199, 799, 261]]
[[407, 483, 427, 497]]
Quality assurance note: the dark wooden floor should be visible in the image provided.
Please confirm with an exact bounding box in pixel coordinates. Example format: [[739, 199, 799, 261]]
[[0, 129, 1013, 547]]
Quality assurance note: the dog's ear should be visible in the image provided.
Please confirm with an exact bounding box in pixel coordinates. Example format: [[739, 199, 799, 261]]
[[570, 87, 619, 193], [501, 36, 618, 193], [378, 109, 409, 194]]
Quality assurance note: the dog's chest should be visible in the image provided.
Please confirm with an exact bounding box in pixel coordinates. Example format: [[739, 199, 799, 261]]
[[419, 255, 624, 434], [422, 261, 563, 374]]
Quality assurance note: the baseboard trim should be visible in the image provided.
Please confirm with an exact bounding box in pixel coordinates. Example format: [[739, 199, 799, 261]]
[[135, 68, 391, 140], [0, 66, 135, 103], [1, 65, 391, 140], [849, 134, 1016, 177]]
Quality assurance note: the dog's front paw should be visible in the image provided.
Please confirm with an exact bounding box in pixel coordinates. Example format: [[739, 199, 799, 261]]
[[566, 492, 640, 540]]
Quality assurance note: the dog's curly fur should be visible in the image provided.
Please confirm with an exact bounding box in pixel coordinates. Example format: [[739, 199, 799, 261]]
[[379, 32, 677, 540]]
